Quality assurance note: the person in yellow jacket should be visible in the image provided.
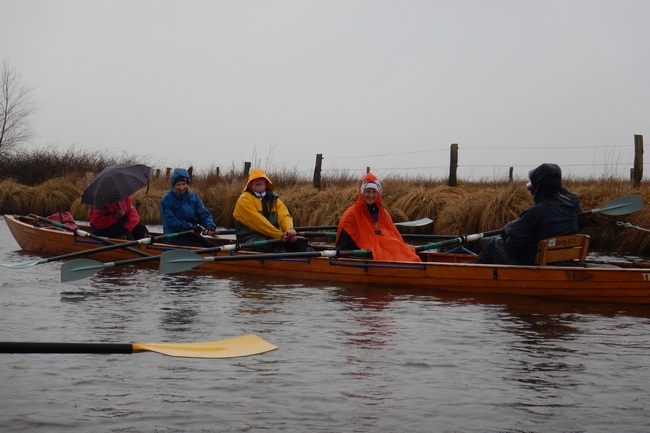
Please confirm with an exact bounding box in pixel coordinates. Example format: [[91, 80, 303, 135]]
[[233, 168, 313, 253]]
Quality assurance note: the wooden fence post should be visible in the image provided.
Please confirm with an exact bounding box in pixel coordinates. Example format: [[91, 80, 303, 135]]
[[313, 154, 323, 190], [243, 162, 251, 178], [448, 143, 458, 187], [509, 167, 514, 182], [633, 135, 643, 188]]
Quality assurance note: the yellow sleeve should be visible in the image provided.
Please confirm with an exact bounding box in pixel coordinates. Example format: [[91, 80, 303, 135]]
[[233, 193, 285, 238], [275, 199, 294, 232]]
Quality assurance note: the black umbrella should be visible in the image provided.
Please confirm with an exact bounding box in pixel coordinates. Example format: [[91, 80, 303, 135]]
[[81, 163, 151, 208]]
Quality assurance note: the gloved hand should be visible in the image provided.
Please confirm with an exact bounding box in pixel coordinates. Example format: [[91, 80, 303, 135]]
[[191, 225, 205, 234]]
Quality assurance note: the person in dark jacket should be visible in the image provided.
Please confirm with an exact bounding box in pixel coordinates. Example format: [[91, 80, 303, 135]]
[[476, 163, 580, 265], [160, 168, 217, 248]]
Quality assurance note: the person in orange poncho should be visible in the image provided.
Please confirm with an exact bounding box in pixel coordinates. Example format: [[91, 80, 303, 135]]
[[335, 173, 421, 262]]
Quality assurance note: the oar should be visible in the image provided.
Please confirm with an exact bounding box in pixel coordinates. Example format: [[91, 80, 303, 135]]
[[159, 248, 373, 275], [394, 217, 434, 227], [299, 196, 643, 242], [210, 218, 434, 235], [412, 196, 644, 252], [29, 214, 152, 258], [579, 195, 642, 216], [415, 197, 643, 249], [0, 334, 277, 358], [298, 231, 460, 241], [2, 229, 195, 269], [61, 237, 285, 282], [413, 230, 504, 252], [159, 227, 509, 274]]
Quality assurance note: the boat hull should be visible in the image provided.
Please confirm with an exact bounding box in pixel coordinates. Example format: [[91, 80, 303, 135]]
[[5, 214, 650, 304]]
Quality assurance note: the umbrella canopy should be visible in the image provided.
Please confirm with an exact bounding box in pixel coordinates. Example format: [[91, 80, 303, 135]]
[[81, 163, 151, 208]]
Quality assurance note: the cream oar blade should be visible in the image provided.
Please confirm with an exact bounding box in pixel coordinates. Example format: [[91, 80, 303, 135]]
[[131, 334, 278, 358]]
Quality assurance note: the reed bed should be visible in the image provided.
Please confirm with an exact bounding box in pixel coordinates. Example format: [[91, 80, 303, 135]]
[[29, 178, 81, 217], [2, 171, 650, 256], [0, 179, 34, 214]]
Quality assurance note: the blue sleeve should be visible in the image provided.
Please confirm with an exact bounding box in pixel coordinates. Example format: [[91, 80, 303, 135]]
[[160, 193, 193, 234], [191, 193, 216, 230]]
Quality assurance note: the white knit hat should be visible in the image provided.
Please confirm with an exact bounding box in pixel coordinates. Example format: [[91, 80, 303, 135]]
[[360, 180, 382, 194]]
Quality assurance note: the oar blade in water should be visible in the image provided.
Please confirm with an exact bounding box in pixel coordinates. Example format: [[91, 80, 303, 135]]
[[132, 334, 278, 358], [159, 249, 209, 274], [60, 258, 108, 282], [0, 259, 45, 269]]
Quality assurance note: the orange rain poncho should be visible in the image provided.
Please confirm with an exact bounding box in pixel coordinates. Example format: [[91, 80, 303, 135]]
[[335, 173, 421, 262]]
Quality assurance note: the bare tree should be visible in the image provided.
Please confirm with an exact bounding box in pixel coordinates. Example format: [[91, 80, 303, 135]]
[[0, 61, 37, 153]]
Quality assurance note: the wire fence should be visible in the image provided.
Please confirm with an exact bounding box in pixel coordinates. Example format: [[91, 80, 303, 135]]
[[260, 142, 642, 181]]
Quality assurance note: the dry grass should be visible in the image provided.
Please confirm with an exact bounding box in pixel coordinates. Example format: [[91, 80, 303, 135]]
[[0, 179, 35, 214], [30, 178, 81, 217], [133, 192, 164, 225]]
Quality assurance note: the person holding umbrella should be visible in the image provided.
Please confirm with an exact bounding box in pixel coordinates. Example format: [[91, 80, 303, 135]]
[[82, 163, 152, 240], [160, 168, 217, 248], [89, 197, 148, 240]]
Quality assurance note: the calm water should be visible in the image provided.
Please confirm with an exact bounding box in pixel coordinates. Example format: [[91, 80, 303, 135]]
[[2, 216, 650, 433]]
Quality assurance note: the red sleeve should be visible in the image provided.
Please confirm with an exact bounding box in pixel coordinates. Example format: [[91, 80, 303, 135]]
[[122, 197, 140, 232], [89, 203, 119, 229]]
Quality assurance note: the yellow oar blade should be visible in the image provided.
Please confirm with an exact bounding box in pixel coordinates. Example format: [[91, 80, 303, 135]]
[[131, 334, 278, 358]]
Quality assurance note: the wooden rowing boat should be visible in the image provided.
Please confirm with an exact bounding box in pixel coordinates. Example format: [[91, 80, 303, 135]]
[[3, 214, 231, 262], [5, 214, 650, 304]]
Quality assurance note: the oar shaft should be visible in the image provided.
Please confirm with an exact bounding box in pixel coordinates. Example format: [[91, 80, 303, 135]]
[[30, 214, 152, 258], [214, 225, 339, 235], [299, 231, 461, 240], [205, 249, 371, 262], [159, 248, 372, 274], [0, 342, 133, 354], [211, 219, 433, 235], [61, 237, 289, 282], [415, 229, 504, 252]]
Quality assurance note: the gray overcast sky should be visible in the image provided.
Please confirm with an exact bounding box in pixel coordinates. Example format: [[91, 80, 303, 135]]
[[2, 0, 649, 180]]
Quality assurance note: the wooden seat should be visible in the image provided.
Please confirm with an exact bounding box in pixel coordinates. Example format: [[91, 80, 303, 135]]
[[535, 234, 590, 266]]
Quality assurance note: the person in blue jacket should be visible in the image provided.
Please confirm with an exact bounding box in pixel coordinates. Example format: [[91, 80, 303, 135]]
[[476, 163, 580, 265], [160, 168, 217, 248]]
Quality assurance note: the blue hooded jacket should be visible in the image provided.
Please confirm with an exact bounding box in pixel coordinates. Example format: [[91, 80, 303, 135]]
[[159, 168, 216, 234]]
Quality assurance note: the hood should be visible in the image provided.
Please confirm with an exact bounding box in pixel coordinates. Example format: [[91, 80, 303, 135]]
[[171, 168, 191, 188], [528, 163, 562, 201], [244, 168, 274, 192]]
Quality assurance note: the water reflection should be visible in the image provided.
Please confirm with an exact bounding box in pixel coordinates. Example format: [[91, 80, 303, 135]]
[[332, 286, 398, 350], [157, 274, 211, 331]]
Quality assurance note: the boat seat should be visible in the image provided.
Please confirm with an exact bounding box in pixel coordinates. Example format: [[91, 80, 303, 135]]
[[535, 234, 590, 266]]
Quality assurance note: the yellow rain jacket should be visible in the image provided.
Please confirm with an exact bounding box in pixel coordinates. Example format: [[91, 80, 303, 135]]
[[233, 169, 294, 242]]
